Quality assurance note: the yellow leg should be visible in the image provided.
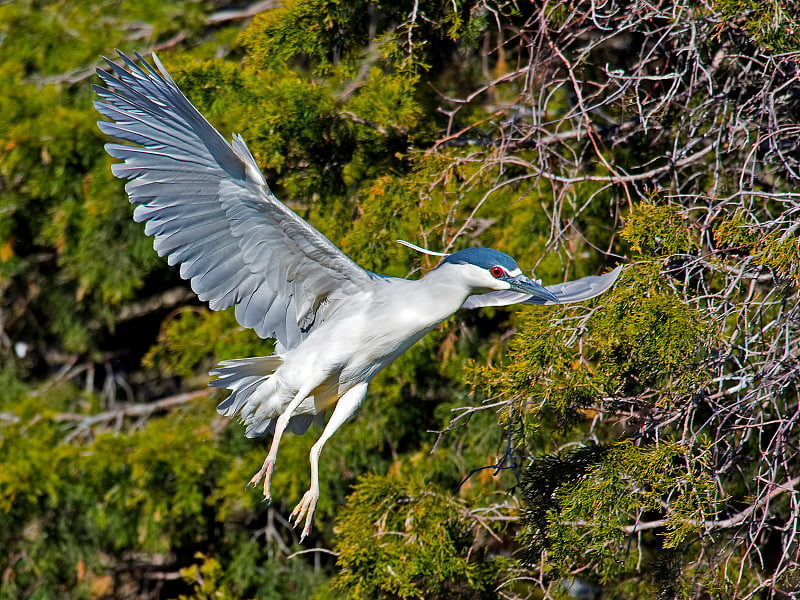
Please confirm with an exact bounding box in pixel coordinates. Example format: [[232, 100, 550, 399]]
[[247, 382, 317, 502], [290, 382, 368, 541]]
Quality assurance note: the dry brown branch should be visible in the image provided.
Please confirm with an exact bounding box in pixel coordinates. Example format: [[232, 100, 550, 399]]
[[338, 111, 391, 136], [55, 389, 209, 431], [206, 0, 279, 25], [31, 32, 188, 87]]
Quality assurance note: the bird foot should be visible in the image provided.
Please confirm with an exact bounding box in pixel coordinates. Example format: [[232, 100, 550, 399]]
[[247, 457, 276, 503], [290, 489, 319, 542]]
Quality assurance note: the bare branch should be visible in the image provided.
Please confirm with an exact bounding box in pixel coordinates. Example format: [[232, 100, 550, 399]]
[[54, 389, 209, 429]]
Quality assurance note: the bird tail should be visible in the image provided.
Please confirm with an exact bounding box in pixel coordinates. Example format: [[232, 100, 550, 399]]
[[210, 356, 322, 438]]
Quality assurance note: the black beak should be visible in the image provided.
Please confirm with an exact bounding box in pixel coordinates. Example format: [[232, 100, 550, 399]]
[[507, 275, 559, 304]]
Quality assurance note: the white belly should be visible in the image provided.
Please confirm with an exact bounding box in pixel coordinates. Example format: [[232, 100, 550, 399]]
[[279, 287, 455, 393]]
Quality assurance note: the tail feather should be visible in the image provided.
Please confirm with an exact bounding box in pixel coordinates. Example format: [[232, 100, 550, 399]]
[[210, 355, 326, 438], [211, 356, 283, 418], [210, 356, 283, 379], [218, 376, 268, 416]]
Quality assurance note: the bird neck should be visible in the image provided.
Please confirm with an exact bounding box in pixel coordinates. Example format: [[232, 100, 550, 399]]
[[415, 263, 476, 316]]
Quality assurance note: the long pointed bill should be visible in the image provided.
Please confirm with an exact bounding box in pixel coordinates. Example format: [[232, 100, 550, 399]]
[[508, 275, 560, 304]]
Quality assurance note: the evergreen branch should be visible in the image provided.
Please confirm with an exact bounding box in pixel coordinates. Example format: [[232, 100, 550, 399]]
[[116, 287, 196, 324], [29, 0, 278, 87], [568, 475, 800, 534]]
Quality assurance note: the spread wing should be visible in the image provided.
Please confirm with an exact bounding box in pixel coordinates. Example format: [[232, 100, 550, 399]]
[[462, 265, 622, 309], [94, 52, 374, 348]]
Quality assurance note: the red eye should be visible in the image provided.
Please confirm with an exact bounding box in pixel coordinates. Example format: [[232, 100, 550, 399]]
[[490, 266, 503, 278]]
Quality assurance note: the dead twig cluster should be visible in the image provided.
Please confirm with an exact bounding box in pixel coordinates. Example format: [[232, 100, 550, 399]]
[[423, 1, 800, 596]]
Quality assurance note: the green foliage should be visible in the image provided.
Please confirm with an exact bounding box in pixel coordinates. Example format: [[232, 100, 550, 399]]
[[179, 555, 253, 600], [589, 281, 714, 396], [344, 68, 424, 136], [240, 0, 373, 75], [339, 175, 428, 274], [178, 552, 330, 600], [468, 266, 713, 431], [715, 0, 800, 53], [0, 362, 29, 410], [143, 308, 272, 378], [520, 440, 717, 592], [332, 473, 510, 599], [752, 228, 800, 284], [0, 389, 330, 600], [518, 443, 610, 561], [712, 209, 761, 249], [0, 0, 205, 355], [239, 0, 493, 76], [714, 209, 800, 284], [0, 0, 205, 77], [621, 201, 696, 257]]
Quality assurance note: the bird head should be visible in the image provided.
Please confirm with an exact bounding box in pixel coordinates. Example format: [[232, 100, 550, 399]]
[[439, 248, 559, 302]]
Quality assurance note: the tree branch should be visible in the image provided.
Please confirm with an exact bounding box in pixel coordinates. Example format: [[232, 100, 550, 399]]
[[54, 389, 209, 429], [619, 475, 800, 534]]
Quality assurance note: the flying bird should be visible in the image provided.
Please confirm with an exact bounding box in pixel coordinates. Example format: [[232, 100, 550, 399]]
[[94, 52, 621, 540]]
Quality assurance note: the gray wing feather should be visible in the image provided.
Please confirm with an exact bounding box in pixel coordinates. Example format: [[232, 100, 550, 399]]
[[95, 51, 373, 347], [462, 265, 622, 309]]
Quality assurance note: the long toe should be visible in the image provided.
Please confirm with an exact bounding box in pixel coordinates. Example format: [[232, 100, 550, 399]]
[[247, 457, 275, 502], [290, 490, 319, 542], [248, 465, 266, 488], [261, 459, 276, 500], [299, 504, 316, 542]]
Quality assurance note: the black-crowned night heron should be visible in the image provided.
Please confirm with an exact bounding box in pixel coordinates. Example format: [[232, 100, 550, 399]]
[[94, 52, 621, 540]]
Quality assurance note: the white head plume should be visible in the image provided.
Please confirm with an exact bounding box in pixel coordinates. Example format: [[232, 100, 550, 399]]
[[396, 239, 451, 257]]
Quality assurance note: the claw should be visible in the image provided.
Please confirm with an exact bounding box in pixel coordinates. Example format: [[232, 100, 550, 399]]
[[290, 489, 318, 542], [248, 469, 264, 489], [300, 517, 313, 541]]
